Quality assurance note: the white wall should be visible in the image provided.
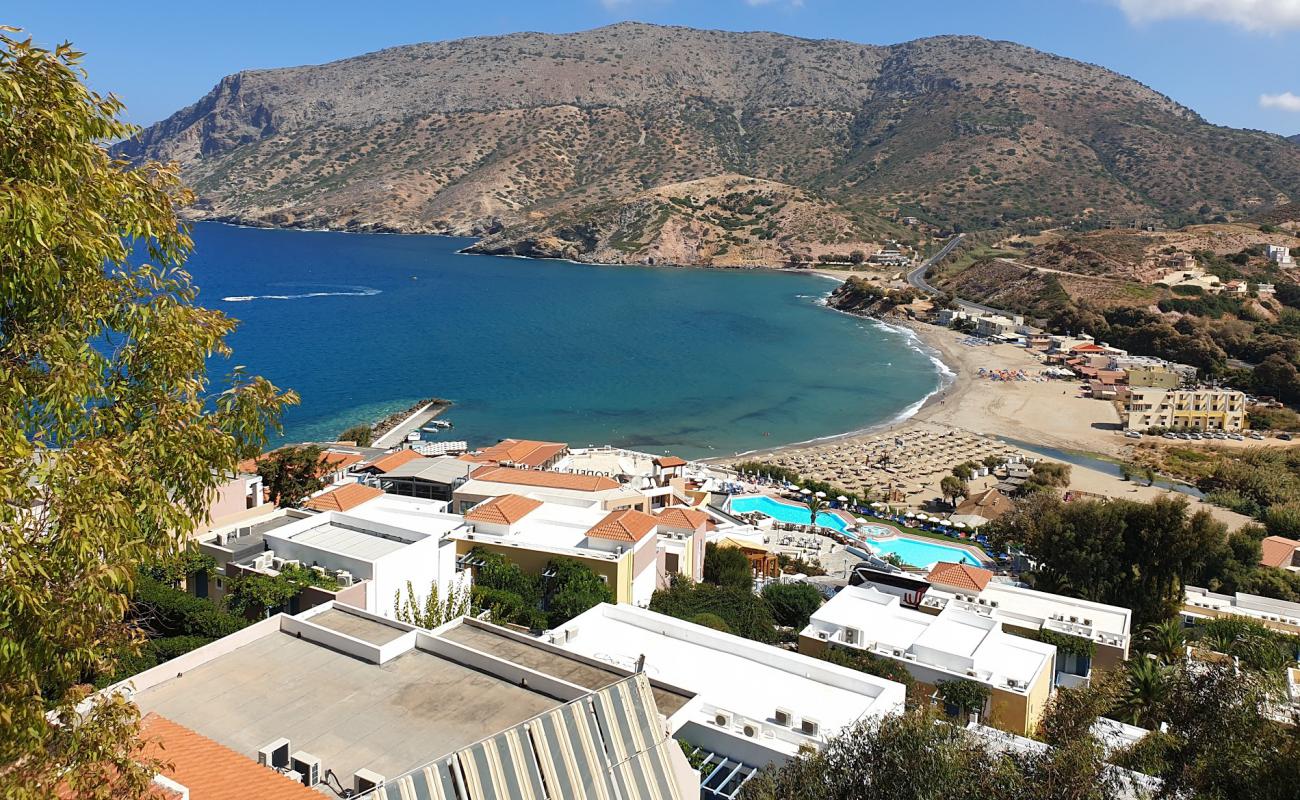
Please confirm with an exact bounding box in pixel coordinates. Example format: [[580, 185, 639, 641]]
[[372, 535, 464, 616]]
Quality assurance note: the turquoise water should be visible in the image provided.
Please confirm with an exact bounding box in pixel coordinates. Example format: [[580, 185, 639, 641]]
[[868, 536, 981, 567], [728, 496, 852, 533], [183, 223, 942, 457]]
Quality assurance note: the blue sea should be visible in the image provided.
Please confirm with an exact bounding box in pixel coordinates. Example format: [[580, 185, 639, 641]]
[[184, 223, 944, 458]]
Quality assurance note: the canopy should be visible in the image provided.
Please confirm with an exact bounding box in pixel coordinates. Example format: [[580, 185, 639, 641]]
[[814, 491, 827, 498]]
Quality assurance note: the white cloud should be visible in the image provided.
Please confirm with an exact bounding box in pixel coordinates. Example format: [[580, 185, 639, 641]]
[[1261, 91, 1300, 111], [1112, 0, 1300, 31]]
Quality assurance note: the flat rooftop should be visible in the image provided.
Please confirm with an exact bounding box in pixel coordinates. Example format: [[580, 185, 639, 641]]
[[309, 607, 407, 646], [440, 621, 693, 716], [132, 626, 563, 782], [551, 604, 904, 737], [287, 521, 409, 560], [807, 585, 1054, 690]]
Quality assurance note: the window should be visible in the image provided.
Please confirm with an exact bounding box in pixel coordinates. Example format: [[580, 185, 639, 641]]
[[664, 553, 680, 574]]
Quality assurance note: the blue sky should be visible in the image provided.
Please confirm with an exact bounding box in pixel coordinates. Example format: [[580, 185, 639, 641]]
[[11, 0, 1300, 135]]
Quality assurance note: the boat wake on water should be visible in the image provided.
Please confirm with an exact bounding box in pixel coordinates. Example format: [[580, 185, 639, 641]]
[[222, 285, 381, 302]]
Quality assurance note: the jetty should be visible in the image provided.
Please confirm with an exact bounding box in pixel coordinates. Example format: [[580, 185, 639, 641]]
[[371, 398, 451, 448]]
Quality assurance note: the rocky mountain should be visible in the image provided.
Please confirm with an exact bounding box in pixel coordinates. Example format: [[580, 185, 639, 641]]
[[117, 23, 1300, 253], [466, 174, 902, 265], [1290, 134, 1300, 144]]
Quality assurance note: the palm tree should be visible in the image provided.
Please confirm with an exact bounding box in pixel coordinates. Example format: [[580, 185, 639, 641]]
[[805, 495, 826, 528], [1141, 618, 1187, 665], [1116, 656, 1170, 729]]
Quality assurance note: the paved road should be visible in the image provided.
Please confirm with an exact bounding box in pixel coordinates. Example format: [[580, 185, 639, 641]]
[[905, 233, 1007, 317]]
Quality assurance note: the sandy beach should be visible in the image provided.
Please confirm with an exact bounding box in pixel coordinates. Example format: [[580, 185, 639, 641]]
[[723, 314, 1253, 530]]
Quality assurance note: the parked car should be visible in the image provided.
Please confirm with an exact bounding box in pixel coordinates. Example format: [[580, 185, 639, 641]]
[[1125, 431, 1142, 439], [1250, 432, 1265, 440], [1229, 434, 1245, 441], [1279, 433, 1294, 441], [1163, 432, 1178, 440]]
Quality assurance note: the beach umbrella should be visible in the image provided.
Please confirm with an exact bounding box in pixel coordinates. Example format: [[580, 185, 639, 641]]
[[800, 487, 811, 495], [871, 501, 884, 509], [914, 513, 928, 522], [940, 519, 952, 526], [837, 495, 848, 502], [815, 491, 826, 498], [953, 522, 967, 529], [904, 510, 915, 518]]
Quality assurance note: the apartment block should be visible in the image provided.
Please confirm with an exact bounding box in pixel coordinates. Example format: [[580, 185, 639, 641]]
[[1125, 386, 1246, 432], [800, 584, 1057, 735]]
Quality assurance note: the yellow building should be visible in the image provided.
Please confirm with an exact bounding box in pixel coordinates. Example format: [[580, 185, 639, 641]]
[[1125, 387, 1246, 432]]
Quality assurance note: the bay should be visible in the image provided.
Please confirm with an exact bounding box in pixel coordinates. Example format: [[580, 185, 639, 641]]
[[185, 222, 943, 458]]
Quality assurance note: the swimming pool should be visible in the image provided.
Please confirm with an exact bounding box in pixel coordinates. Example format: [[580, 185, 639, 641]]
[[728, 495, 851, 533], [867, 536, 982, 568]]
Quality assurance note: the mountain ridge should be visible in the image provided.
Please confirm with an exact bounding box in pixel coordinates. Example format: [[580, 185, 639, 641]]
[[116, 23, 1300, 250]]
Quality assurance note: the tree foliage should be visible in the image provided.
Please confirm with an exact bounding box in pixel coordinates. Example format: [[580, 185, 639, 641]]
[[338, 423, 373, 447], [991, 493, 1223, 627], [393, 579, 471, 629], [649, 579, 778, 643], [703, 542, 754, 590], [0, 31, 292, 797], [761, 582, 823, 629], [256, 444, 326, 506]]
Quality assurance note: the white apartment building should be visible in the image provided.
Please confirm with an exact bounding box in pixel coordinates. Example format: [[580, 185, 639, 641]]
[[551, 603, 906, 767], [1268, 244, 1293, 266], [800, 584, 1057, 735], [1125, 386, 1246, 432], [919, 563, 1131, 687]]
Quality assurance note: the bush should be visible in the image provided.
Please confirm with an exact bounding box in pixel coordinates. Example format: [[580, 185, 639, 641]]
[[704, 542, 754, 590], [544, 557, 613, 628], [338, 423, 373, 446], [761, 582, 823, 629], [649, 580, 778, 643], [150, 635, 215, 663], [473, 586, 547, 630], [688, 613, 733, 633], [133, 574, 247, 638], [820, 646, 919, 704]]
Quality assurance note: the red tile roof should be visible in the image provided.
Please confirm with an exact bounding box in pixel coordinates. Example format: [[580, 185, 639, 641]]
[[1260, 535, 1300, 569], [927, 561, 995, 593], [1070, 343, 1108, 353], [364, 449, 424, 473], [138, 713, 320, 800], [465, 494, 543, 525], [654, 456, 687, 468], [302, 483, 384, 513], [462, 439, 567, 468], [587, 509, 658, 543], [469, 466, 620, 492], [655, 507, 714, 532], [238, 448, 364, 477]]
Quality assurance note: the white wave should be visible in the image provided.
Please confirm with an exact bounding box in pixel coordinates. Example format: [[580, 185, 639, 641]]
[[222, 286, 381, 302]]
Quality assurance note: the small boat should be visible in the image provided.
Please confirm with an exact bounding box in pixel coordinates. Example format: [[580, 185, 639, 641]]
[[405, 431, 421, 442], [426, 419, 453, 429]]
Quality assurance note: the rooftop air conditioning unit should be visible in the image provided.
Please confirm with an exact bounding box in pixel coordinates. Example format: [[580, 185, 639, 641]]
[[354, 769, 385, 794], [271, 557, 286, 570], [310, 565, 327, 578], [291, 751, 321, 787], [714, 712, 732, 729], [1083, 618, 1092, 626], [214, 532, 226, 545], [967, 669, 978, 677], [892, 649, 903, 657], [256, 738, 290, 769], [800, 718, 820, 736], [774, 708, 793, 727], [336, 571, 353, 587], [816, 631, 828, 641], [742, 723, 758, 738], [283, 770, 303, 785]]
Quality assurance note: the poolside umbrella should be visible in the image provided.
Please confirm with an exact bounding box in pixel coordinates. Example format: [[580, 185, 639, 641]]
[[837, 495, 848, 502], [904, 510, 915, 518], [855, 517, 868, 524], [953, 522, 967, 529], [914, 513, 928, 522], [815, 491, 826, 498], [939, 519, 952, 526], [800, 488, 811, 495]]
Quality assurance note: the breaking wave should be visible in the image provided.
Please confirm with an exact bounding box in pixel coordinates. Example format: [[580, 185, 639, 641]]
[[222, 285, 381, 302]]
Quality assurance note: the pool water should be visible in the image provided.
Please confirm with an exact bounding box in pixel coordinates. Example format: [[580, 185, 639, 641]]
[[728, 495, 851, 533], [868, 536, 981, 568]]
